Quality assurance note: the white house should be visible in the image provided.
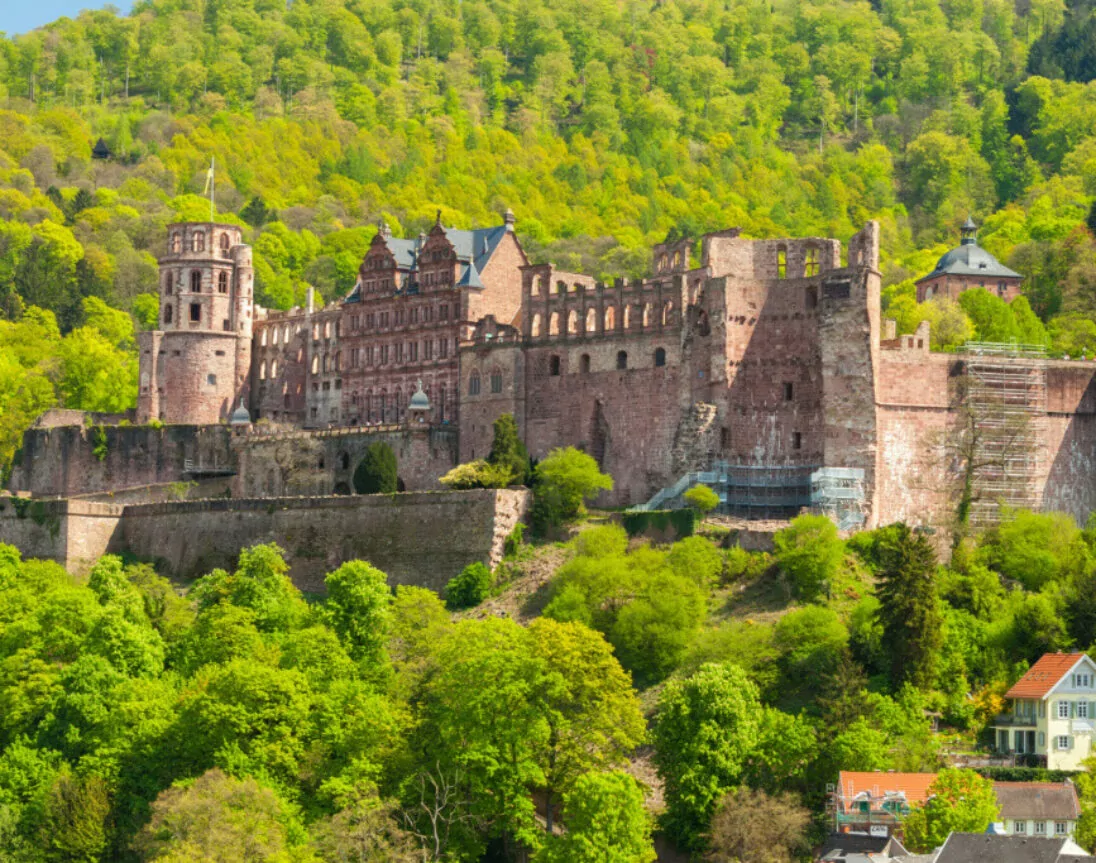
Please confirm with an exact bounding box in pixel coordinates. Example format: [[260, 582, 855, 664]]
[[993, 781, 1081, 839], [993, 652, 1096, 770]]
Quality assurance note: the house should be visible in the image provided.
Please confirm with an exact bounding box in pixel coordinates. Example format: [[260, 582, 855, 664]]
[[933, 832, 1090, 863], [834, 772, 1082, 840], [833, 772, 938, 837], [817, 833, 923, 862], [992, 652, 1096, 770], [993, 781, 1081, 839]]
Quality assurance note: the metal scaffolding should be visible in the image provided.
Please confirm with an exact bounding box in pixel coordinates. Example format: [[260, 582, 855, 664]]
[[961, 342, 1047, 527]]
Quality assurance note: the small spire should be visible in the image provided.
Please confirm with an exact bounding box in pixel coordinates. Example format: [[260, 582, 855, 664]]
[[435, 209, 442, 226], [504, 207, 516, 230], [377, 219, 391, 240], [961, 216, 978, 245]]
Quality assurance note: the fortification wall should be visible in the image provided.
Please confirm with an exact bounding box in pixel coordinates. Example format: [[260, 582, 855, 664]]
[[1040, 363, 1096, 524], [11, 424, 236, 498], [0, 499, 124, 574], [119, 489, 530, 592]]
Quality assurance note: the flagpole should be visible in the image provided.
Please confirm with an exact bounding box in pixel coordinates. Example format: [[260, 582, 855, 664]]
[[209, 156, 215, 223]]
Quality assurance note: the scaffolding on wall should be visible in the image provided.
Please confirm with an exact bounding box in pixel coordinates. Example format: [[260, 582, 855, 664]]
[[960, 342, 1047, 528]]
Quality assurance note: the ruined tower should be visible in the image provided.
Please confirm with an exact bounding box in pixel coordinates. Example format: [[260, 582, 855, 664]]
[[136, 222, 254, 424]]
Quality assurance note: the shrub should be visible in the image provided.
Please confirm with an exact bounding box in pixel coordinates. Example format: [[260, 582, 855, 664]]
[[683, 484, 720, 514], [772, 514, 844, 601], [532, 447, 613, 530], [439, 459, 514, 490], [353, 442, 398, 494], [666, 536, 723, 587], [444, 562, 493, 610]]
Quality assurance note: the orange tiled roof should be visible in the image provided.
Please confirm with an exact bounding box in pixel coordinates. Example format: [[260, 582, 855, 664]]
[[1005, 653, 1085, 699], [837, 772, 938, 808]]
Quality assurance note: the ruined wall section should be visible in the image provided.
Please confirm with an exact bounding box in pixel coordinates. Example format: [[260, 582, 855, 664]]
[[119, 489, 530, 592], [1040, 363, 1096, 524], [252, 308, 310, 425], [11, 424, 236, 498], [0, 499, 124, 575], [458, 317, 525, 463]]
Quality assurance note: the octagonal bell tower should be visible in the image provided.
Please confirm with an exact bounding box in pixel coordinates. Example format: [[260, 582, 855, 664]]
[[137, 222, 254, 424]]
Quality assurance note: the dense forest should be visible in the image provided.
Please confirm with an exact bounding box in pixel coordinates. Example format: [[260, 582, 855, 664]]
[[5, 441, 1096, 860], [3, 0, 1096, 467]]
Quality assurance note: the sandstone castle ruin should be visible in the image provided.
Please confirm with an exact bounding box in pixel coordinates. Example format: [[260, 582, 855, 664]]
[[4, 214, 1095, 579]]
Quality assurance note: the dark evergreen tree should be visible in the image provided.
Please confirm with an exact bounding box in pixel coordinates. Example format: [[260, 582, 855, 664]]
[[487, 413, 530, 485], [876, 523, 943, 690], [352, 442, 398, 494]]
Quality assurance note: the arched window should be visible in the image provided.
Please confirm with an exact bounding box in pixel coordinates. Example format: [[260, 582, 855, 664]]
[[804, 245, 819, 277], [556, 281, 566, 295], [469, 371, 481, 395], [259, 360, 267, 380], [170, 233, 181, 254], [662, 301, 674, 326], [190, 270, 202, 292], [165, 272, 173, 294], [550, 312, 560, 336], [585, 308, 596, 333], [260, 329, 268, 346], [531, 275, 542, 296], [531, 313, 542, 338], [490, 370, 503, 393], [659, 254, 668, 272], [164, 305, 173, 324], [220, 233, 231, 253], [623, 305, 632, 329], [776, 246, 787, 279], [322, 355, 329, 373], [643, 303, 652, 328], [218, 272, 228, 293], [272, 327, 280, 346], [335, 352, 341, 371], [616, 350, 628, 370], [192, 232, 205, 252], [604, 306, 615, 330], [549, 355, 561, 376], [270, 359, 278, 377], [311, 355, 319, 374], [580, 354, 590, 373], [568, 310, 578, 334], [654, 347, 666, 367], [673, 250, 682, 268], [340, 452, 350, 470]]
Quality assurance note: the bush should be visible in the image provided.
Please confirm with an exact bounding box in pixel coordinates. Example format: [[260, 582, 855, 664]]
[[353, 442, 398, 494], [444, 562, 493, 610], [531, 447, 613, 530], [666, 536, 723, 587], [772, 514, 844, 601], [439, 459, 514, 490], [683, 484, 720, 514], [620, 509, 696, 539]]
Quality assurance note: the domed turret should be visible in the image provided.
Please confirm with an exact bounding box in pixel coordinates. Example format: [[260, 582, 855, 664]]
[[914, 217, 1023, 304]]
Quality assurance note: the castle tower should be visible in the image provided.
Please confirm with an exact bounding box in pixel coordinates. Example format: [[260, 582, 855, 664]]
[[137, 222, 254, 425]]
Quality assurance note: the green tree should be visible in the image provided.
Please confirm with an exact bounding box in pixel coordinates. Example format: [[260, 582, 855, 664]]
[[903, 768, 1000, 853], [324, 560, 391, 667], [876, 524, 943, 689], [652, 663, 761, 850], [444, 561, 493, 610], [683, 484, 720, 515], [532, 447, 613, 529], [535, 771, 655, 863], [705, 787, 811, 863], [773, 514, 845, 602], [353, 443, 398, 495], [488, 413, 530, 485]]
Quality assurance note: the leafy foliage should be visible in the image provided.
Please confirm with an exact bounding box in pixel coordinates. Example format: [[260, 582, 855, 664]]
[[903, 768, 1000, 853], [443, 561, 493, 610], [532, 447, 613, 530], [352, 442, 398, 495]]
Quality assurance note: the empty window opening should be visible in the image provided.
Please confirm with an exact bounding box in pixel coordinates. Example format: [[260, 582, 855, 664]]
[[784, 382, 794, 401], [193, 232, 205, 252], [215, 350, 226, 357], [654, 347, 667, 367], [220, 233, 231, 252], [616, 350, 628, 370], [580, 354, 591, 374], [804, 245, 819, 277], [549, 355, 561, 376], [340, 452, 350, 470], [806, 285, 818, 310], [207, 373, 217, 386], [777, 247, 787, 279], [189, 303, 201, 322], [165, 273, 173, 294], [223, 319, 231, 331], [164, 305, 173, 324], [793, 431, 802, 450]]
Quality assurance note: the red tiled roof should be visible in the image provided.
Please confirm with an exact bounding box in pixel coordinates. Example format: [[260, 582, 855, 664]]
[[1005, 653, 1085, 699], [837, 772, 938, 808]]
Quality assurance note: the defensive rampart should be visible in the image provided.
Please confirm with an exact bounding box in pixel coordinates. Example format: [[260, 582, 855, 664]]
[[0, 489, 529, 593]]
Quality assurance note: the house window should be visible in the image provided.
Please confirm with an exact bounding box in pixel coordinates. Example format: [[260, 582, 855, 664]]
[[1056, 822, 1068, 836], [1079, 702, 1089, 719], [1059, 702, 1070, 719], [490, 372, 502, 393], [654, 347, 666, 367], [1035, 821, 1047, 835], [1038, 731, 1046, 746], [189, 303, 201, 322], [1014, 820, 1027, 835], [616, 351, 627, 370], [784, 382, 794, 401], [469, 373, 481, 396], [1078, 673, 1092, 688], [1057, 735, 1071, 750], [218, 272, 228, 293]]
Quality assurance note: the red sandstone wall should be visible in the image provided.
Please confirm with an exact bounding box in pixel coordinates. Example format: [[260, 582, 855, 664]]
[[473, 230, 528, 328]]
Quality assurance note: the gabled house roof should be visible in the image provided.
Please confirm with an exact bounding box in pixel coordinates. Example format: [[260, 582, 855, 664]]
[[995, 782, 1081, 822], [837, 772, 937, 808], [1005, 653, 1090, 700], [935, 833, 1090, 863]]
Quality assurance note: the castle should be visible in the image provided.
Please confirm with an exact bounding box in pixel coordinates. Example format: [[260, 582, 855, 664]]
[[7, 213, 1096, 576]]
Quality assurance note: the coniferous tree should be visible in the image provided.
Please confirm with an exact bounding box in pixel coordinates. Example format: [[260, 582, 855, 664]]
[[875, 523, 943, 690]]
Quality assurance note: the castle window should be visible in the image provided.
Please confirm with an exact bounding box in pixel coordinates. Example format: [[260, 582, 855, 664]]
[[793, 431, 802, 450], [531, 313, 542, 338], [586, 308, 596, 332], [424, 341, 433, 360], [164, 305, 173, 324], [260, 361, 267, 380], [604, 306, 615, 330], [193, 232, 205, 252], [222, 319, 231, 331], [616, 351, 628, 370], [207, 373, 217, 386], [784, 382, 794, 401], [189, 303, 201, 322], [469, 372, 481, 395], [777, 247, 787, 279], [491, 371, 503, 393], [804, 245, 819, 277], [654, 347, 667, 367], [568, 310, 578, 334], [270, 359, 278, 377], [261, 329, 267, 346], [311, 356, 319, 374], [557, 281, 566, 295], [170, 233, 181, 253], [531, 275, 542, 296], [806, 285, 818, 310], [674, 250, 682, 269], [340, 452, 350, 470], [220, 233, 230, 253], [324, 321, 332, 339], [643, 303, 652, 328], [550, 355, 561, 376], [190, 270, 202, 292], [218, 272, 228, 293], [580, 354, 591, 373], [439, 338, 448, 358], [165, 273, 173, 294], [550, 312, 560, 336]]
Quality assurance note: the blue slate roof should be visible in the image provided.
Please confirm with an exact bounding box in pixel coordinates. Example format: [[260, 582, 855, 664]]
[[917, 219, 1021, 283]]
